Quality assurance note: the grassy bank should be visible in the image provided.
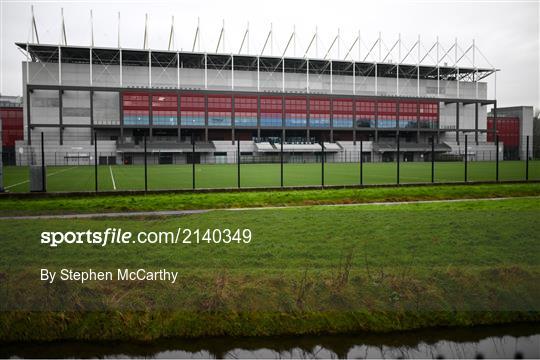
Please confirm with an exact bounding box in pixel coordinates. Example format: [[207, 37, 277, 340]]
[[1, 182, 540, 216], [1, 197, 539, 341]]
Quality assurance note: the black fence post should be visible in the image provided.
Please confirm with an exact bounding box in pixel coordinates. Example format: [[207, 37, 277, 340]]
[[144, 135, 148, 192], [495, 135, 499, 182], [396, 134, 400, 185], [464, 134, 468, 182], [192, 133, 195, 189], [431, 137, 435, 183], [94, 131, 98, 192], [526, 135, 529, 181], [321, 141, 325, 188], [280, 136, 284, 188], [41, 132, 46, 192], [360, 140, 363, 186], [237, 137, 241, 188]]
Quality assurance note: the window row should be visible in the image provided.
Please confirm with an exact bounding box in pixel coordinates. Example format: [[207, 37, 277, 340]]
[[123, 113, 438, 128], [124, 94, 437, 118]]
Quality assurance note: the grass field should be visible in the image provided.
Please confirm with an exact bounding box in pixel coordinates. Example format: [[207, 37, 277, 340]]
[[1, 197, 539, 341], [3, 160, 539, 192], [2, 183, 540, 216]]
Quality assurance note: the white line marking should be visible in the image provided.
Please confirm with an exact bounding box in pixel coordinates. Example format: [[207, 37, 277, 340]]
[[109, 165, 117, 190], [4, 167, 74, 190]]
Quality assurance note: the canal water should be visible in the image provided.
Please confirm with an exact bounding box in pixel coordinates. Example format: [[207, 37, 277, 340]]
[[1, 323, 538, 359]]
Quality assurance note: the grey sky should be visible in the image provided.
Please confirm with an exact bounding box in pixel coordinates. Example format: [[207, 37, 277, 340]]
[[1, 0, 538, 109]]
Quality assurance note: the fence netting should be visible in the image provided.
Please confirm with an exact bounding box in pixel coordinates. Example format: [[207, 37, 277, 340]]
[[2, 135, 538, 193]]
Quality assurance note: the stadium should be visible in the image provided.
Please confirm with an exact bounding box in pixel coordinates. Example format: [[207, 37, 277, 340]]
[[2, 9, 537, 192]]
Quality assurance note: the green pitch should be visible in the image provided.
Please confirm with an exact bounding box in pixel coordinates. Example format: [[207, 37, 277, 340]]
[[3, 160, 539, 192]]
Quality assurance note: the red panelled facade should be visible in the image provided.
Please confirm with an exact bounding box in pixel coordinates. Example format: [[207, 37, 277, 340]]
[[377, 101, 398, 128], [122, 92, 150, 126], [356, 100, 376, 128], [151, 93, 177, 126], [487, 116, 520, 159], [418, 102, 438, 129], [119, 91, 439, 131], [207, 95, 232, 127], [260, 96, 282, 127], [1, 106, 23, 165], [332, 99, 353, 128], [399, 101, 418, 128], [180, 94, 205, 126], [285, 96, 307, 127], [309, 97, 330, 128], [1, 107, 23, 147], [234, 96, 257, 127]]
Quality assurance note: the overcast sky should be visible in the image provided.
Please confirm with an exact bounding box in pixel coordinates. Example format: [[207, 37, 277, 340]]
[[1, 0, 538, 109]]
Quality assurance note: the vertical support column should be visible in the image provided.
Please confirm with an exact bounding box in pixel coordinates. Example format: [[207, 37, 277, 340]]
[[456, 67, 459, 98], [416, 99, 420, 144], [58, 90, 63, 145], [306, 59, 310, 93], [493, 101, 497, 145], [374, 99, 379, 143], [144, 135, 148, 192], [455, 102, 460, 144], [416, 35, 420, 97], [396, 133, 400, 185], [58, 46, 62, 85], [177, 52, 180, 89], [352, 61, 355, 95], [26, 43, 30, 86], [360, 140, 363, 185], [431, 137, 435, 183], [231, 95, 235, 145], [204, 53, 208, 90], [329, 97, 333, 143], [94, 131, 98, 192], [374, 63, 378, 95], [437, 102, 441, 143], [464, 134, 468, 182], [177, 92, 181, 142], [495, 135, 499, 182], [148, 50, 152, 87], [148, 93, 153, 142], [330, 61, 333, 94], [257, 95, 261, 139], [306, 95, 310, 141], [257, 57, 260, 92], [192, 133, 195, 189], [282, 58, 285, 93], [237, 135, 240, 188], [475, 102, 479, 145], [26, 88, 32, 145], [119, 91, 124, 144], [41, 132, 45, 192], [280, 134, 284, 188], [119, 49, 123, 87], [352, 98, 357, 145], [204, 95, 208, 142], [436, 37, 440, 98], [89, 48, 93, 86], [526, 136, 529, 181], [321, 140, 325, 187], [231, 54, 234, 91], [90, 90, 94, 145]]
